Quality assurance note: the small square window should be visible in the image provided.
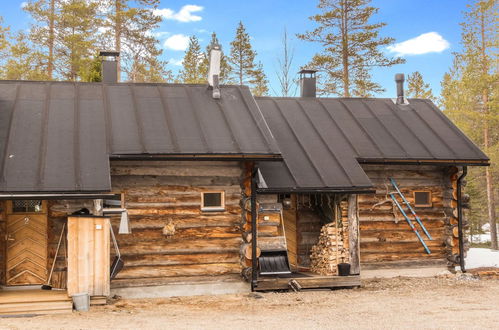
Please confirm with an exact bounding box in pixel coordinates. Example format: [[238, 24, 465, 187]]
[[201, 192, 225, 211], [414, 191, 432, 207], [12, 200, 44, 213]]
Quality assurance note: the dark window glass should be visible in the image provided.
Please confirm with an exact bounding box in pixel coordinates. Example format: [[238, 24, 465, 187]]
[[203, 193, 222, 208], [13, 200, 43, 213], [414, 192, 431, 206]]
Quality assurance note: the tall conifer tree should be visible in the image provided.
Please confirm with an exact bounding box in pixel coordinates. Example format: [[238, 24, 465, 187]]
[[178, 35, 205, 84], [441, 0, 498, 249], [407, 71, 434, 100], [103, 0, 169, 82], [298, 0, 404, 96], [229, 22, 257, 86]]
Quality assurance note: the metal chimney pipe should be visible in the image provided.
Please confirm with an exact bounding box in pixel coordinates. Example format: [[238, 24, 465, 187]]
[[395, 73, 405, 104], [99, 50, 120, 83], [299, 69, 317, 97]]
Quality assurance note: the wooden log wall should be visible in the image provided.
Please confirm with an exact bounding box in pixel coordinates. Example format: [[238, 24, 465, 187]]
[[110, 160, 246, 288], [355, 165, 458, 268]]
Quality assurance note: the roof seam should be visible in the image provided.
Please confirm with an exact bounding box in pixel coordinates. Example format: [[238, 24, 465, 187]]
[[236, 87, 275, 154], [74, 83, 81, 190], [37, 82, 51, 190], [182, 85, 211, 152], [156, 86, 180, 153], [0, 83, 21, 185], [214, 100, 242, 154], [407, 103, 460, 159], [128, 85, 147, 153], [361, 101, 410, 158], [382, 100, 437, 159], [337, 99, 386, 157], [102, 84, 112, 153], [297, 100, 355, 186], [271, 99, 327, 186], [317, 99, 360, 156]]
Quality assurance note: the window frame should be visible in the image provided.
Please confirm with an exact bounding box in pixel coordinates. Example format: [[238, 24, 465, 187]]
[[201, 191, 225, 212], [413, 191, 432, 207], [6, 200, 47, 214]]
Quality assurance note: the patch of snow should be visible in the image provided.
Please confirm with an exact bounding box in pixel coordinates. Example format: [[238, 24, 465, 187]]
[[463, 248, 499, 269]]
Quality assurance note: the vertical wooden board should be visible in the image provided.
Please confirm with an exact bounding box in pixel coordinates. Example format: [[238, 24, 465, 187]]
[[93, 218, 102, 296], [67, 217, 110, 297], [67, 217, 78, 295], [348, 195, 360, 275], [102, 218, 110, 296]]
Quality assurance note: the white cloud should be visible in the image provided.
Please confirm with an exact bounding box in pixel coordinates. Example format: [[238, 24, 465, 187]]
[[20, 1, 28, 8], [154, 5, 203, 23], [169, 58, 183, 66], [164, 34, 190, 51], [387, 32, 450, 56]]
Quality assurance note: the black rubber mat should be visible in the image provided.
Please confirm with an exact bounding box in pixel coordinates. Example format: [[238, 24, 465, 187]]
[[259, 251, 291, 275]]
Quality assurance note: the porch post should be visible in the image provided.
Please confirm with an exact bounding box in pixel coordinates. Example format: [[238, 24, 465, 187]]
[[348, 194, 360, 275], [251, 169, 258, 291]]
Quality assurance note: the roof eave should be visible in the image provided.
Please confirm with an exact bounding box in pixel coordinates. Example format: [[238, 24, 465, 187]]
[[357, 158, 490, 166], [110, 153, 283, 161]]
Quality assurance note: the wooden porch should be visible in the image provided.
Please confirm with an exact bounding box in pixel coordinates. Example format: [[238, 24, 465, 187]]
[[254, 273, 361, 291], [0, 289, 72, 315]]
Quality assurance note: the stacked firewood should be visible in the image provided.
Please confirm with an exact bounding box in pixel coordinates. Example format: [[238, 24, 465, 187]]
[[310, 223, 349, 276]]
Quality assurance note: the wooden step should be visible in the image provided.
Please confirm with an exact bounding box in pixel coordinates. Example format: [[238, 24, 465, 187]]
[[0, 290, 73, 315], [0, 301, 73, 314]]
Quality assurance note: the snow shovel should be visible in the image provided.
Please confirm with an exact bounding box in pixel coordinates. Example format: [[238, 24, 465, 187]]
[[42, 223, 66, 290], [110, 224, 124, 279]]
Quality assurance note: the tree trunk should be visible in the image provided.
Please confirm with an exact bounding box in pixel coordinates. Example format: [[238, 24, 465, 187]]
[[48, 0, 55, 79], [115, 0, 122, 82], [479, 11, 497, 250], [341, 0, 350, 97]]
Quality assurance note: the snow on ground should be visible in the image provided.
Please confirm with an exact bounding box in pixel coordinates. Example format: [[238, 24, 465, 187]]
[[464, 248, 499, 269]]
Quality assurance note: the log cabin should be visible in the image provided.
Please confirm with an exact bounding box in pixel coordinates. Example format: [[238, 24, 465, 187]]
[[0, 45, 489, 313]]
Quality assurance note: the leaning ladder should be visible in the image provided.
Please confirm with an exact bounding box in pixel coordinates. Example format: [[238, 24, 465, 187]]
[[389, 178, 432, 254]]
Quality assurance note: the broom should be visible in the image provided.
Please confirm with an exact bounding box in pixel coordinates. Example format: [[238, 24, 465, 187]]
[[42, 223, 65, 290]]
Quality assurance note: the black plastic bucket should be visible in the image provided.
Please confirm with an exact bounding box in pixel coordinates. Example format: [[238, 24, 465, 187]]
[[338, 263, 351, 276]]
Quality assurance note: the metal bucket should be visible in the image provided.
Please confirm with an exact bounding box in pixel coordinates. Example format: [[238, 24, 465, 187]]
[[72, 293, 90, 311], [337, 263, 351, 276]]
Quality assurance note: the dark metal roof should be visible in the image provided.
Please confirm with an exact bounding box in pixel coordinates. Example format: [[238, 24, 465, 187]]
[[256, 97, 489, 192], [0, 81, 280, 193]]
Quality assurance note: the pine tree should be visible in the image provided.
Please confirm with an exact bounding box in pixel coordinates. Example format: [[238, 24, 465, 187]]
[[22, 0, 56, 79], [178, 35, 205, 84], [3, 32, 48, 80], [0, 16, 10, 76], [249, 61, 269, 96], [297, 0, 405, 97], [407, 71, 434, 100], [229, 22, 257, 86], [200, 32, 234, 84], [54, 0, 101, 81], [441, 0, 498, 249], [103, 0, 169, 82]]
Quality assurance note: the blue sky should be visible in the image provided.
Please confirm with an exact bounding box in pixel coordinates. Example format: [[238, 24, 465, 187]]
[[2, 0, 470, 97]]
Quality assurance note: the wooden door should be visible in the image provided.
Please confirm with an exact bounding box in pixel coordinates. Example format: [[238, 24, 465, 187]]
[[5, 201, 48, 286]]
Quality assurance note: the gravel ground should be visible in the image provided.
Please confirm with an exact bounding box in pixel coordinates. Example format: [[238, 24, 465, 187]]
[[1, 276, 499, 330]]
